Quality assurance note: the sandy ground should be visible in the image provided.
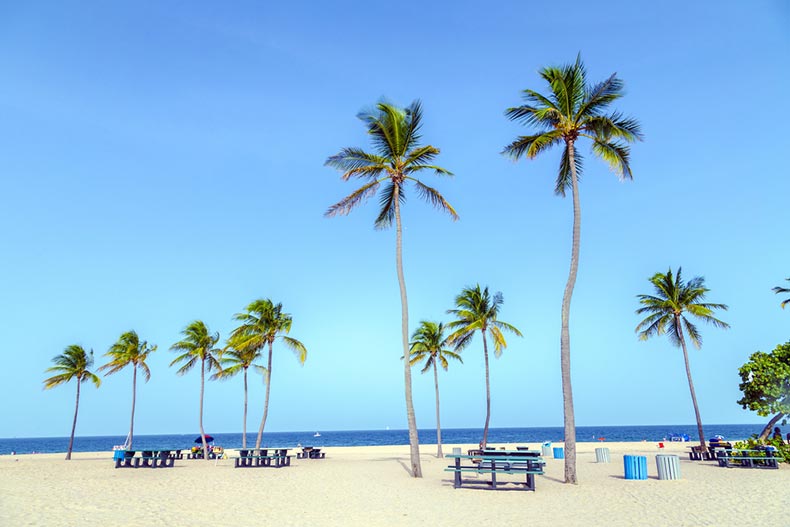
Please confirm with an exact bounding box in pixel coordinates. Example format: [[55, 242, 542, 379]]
[[1, 441, 787, 527]]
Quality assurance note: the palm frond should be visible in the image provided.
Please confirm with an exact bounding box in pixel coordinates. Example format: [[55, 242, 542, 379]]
[[555, 142, 583, 196], [575, 73, 623, 119], [325, 179, 381, 218], [373, 182, 400, 230], [324, 147, 388, 180], [410, 179, 459, 221], [502, 131, 563, 161], [589, 139, 633, 180]]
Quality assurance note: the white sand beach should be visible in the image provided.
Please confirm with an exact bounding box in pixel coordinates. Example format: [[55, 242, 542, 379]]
[[1, 441, 786, 526]]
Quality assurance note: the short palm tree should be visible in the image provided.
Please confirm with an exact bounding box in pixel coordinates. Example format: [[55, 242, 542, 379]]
[[635, 267, 729, 449], [99, 330, 156, 450], [43, 345, 101, 460], [231, 299, 307, 449], [170, 320, 222, 460], [447, 285, 522, 448], [503, 55, 642, 484], [773, 279, 790, 308], [326, 100, 458, 478], [213, 333, 265, 448], [409, 320, 462, 458]]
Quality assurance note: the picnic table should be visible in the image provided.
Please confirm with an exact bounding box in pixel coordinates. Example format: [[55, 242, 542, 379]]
[[113, 449, 176, 469], [232, 448, 293, 468], [297, 447, 325, 459], [446, 452, 545, 491], [716, 448, 779, 469]]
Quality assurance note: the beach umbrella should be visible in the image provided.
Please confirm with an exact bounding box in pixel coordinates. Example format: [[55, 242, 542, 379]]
[[194, 435, 214, 443]]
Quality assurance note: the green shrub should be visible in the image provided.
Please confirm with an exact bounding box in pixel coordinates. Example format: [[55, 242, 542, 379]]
[[732, 435, 790, 463]]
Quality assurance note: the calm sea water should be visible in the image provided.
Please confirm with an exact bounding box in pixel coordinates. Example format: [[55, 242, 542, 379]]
[[0, 424, 766, 455]]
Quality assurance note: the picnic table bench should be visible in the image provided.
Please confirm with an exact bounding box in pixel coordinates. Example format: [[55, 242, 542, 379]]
[[232, 448, 293, 468], [716, 449, 779, 469], [297, 447, 325, 459], [446, 452, 545, 491], [113, 450, 176, 469]]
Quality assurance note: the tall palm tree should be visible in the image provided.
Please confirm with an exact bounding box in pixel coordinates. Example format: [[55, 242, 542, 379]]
[[99, 330, 156, 450], [326, 100, 458, 478], [503, 56, 642, 483], [447, 285, 522, 448], [43, 345, 101, 460], [773, 279, 790, 308], [170, 320, 222, 460], [231, 299, 307, 449], [635, 267, 729, 449], [409, 320, 462, 458], [213, 333, 265, 448]]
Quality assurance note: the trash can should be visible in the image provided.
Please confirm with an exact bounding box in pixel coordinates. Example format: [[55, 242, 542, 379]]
[[541, 442, 552, 457], [595, 447, 610, 463], [452, 447, 461, 455], [656, 454, 681, 480], [623, 455, 648, 480], [113, 450, 125, 461], [553, 447, 565, 459]]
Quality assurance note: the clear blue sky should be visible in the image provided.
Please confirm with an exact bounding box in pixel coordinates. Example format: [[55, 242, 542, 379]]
[[1, 1, 788, 438]]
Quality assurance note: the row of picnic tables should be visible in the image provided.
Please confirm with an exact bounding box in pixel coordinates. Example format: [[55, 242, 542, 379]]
[[688, 444, 780, 469]]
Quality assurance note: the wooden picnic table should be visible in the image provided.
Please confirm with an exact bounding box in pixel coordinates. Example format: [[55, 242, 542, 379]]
[[446, 453, 545, 491], [233, 448, 293, 468], [113, 449, 176, 469], [716, 448, 779, 469]]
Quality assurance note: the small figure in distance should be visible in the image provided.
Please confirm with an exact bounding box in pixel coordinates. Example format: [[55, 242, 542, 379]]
[[772, 427, 782, 441]]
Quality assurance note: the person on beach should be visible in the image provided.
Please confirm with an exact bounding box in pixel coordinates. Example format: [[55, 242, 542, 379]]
[[772, 427, 782, 441]]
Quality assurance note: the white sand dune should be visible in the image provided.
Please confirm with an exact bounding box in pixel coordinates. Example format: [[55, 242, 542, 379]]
[[1, 441, 786, 526]]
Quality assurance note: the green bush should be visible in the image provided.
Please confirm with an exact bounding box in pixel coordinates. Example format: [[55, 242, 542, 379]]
[[732, 435, 790, 463]]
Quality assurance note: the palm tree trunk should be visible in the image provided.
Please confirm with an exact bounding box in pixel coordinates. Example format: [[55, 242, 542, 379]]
[[759, 413, 785, 440], [394, 185, 422, 478], [129, 366, 137, 450], [560, 140, 579, 484], [481, 329, 492, 448], [676, 317, 705, 449], [255, 342, 274, 449], [66, 380, 80, 460], [242, 367, 249, 449], [199, 357, 208, 460], [433, 361, 443, 458]]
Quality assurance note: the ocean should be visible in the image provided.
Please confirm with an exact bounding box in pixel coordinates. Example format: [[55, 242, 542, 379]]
[[0, 424, 766, 455]]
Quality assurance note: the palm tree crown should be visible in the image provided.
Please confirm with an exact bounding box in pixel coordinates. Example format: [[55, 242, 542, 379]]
[[636, 268, 730, 347], [410, 321, 462, 373], [447, 285, 522, 355], [231, 299, 306, 363], [325, 100, 458, 226], [100, 330, 156, 381], [773, 278, 790, 309], [44, 345, 101, 390], [503, 55, 643, 193], [170, 320, 222, 375]]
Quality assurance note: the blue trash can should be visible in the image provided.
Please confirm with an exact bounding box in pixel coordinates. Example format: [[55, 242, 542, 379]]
[[113, 450, 125, 461], [553, 447, 565, 459], [624, 455, 648, 480]]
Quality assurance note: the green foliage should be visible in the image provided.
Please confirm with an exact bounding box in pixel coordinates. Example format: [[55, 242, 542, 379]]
[[230, 299, 307, 365], [409, 321, 462, 373], [99, 330, 157, 381], [732, 436, 790, 464], [169, 320, 222, 376], [325, 100, 458, 229], [635, 267, 729, 348], [737, 342, 790, 418], [503, 55, 643, 195], [446, 284, 523, 356], [43, 345, 101, 390]]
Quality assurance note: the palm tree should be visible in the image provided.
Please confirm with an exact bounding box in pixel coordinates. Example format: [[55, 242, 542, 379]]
[[635, 267, 729, 449], [43, 345, 101, 460], [231, 299, 307, 449], [409, 321, 462, 458], [447, 285, 522, 448], [170, 320, 222, 460], [503, 56, 642, 483], [773, 279, 790, 308], [99, 330, 156, 450], [213, 333, 265, 448], [326, 100, 458, 478]]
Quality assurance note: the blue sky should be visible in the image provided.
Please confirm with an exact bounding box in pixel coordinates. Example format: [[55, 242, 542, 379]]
[[1, 1, 788, 439]]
